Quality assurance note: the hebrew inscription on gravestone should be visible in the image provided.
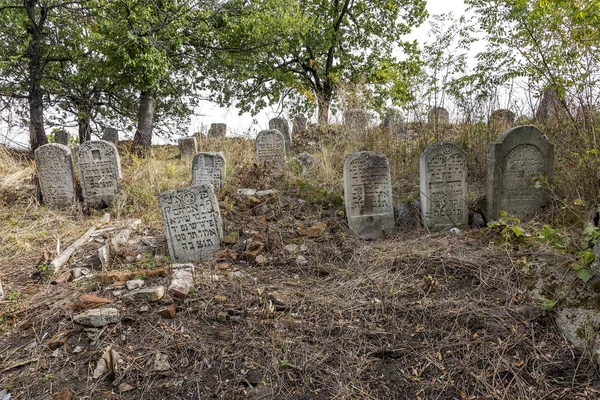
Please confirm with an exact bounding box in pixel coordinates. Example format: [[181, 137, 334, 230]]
[[486, 125, 554, 221], [192, 152, 226, 189], [420, 142, 468, 231], [76, 140, 121, 208], [343, 152, 394, 239], [35, 143, 76, 209], [256, 129, 286, 170], [159, 185, 223, 262]]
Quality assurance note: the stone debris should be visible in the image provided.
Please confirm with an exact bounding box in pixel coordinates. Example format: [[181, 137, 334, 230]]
[[126, 279, 145, 290], [53, 270, 71, 284], [157, 304, 176, 319], [111, 229, 131, 252], [237, 188, 257, 196], [98, 244, 110, 270], [93, 346, 121, 379], [295, 255, 308, 267], [72, 346, 83, 354], [118, 383, 135, 392], [78, 294, 113, 309], [73, 308, 120, 327], [284, 244, 299, 253], [148, 351, 171, 373], [169, 264, 194, 300], [255, 189, 277, 198], [124, 286, 165, 302]]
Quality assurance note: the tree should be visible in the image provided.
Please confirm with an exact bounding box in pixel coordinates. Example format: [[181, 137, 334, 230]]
[[206, 0, 427, 126]]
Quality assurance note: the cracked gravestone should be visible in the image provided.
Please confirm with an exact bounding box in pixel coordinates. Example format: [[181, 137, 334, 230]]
[[256, 129, 286, 170], [35, 143, 76, 209], [76, 140, 121, 208], [192, 152, 226, 189]]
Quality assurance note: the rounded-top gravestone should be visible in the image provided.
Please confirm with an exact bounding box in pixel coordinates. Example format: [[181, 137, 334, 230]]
[[427, 106, 450, 124], [35, 143, 76, 209], [192, 152, 226, 189], [420, 142, 468, 231], [255, 129, 286, 170], [178, 137, 197, 158], [268, 117, 292, 149], [486, 125, 554, 221], [76, 140, 121, 208], [343, 151, 394, 240]]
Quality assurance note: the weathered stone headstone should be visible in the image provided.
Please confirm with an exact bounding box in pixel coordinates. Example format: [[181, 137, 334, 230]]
[[343, 152, 394, 239], [35, 143, 76, 209], [207, 123, 227, 138], [54, 130, 71, 146], [159, 185, 223, 262], [489, 109, 516, 135], [535, 88, 563, 123], [178, 137, 197, 158], [382, 108, 407, 138], [191, 152, 226, 189], [102, 127, 119, 145], [344, 109, 370, 137], [76, 140, 121, 208], [420, 142, 468, 231], [427, 106, 450, 124], [256, 129, 286, 170], [292, 114, 308, 136], [486, 125, 554, 221], [268, 117, 292, 149]]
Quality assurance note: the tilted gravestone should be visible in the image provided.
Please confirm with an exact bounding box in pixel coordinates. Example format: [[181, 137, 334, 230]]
[[76, 140, 121, 208], [54, 130, 71, 146], [292, 114, 308, 136], [256, 129, 286, 170], [159, 185, 223, 262], [268, 117, 292, 149], [427, 106, 450, 124], [420, 142, 468, 231], [102, 127, 119, 145], [486, 125, 554, 221], [178, 137, 197, 158], [192, 152, 226, 189], [208, 123, 227, 138], [35, 143, 76, 209], [382, 108, 407, 138], [343, 152, 394, 239], [344, 109, 370, 137]]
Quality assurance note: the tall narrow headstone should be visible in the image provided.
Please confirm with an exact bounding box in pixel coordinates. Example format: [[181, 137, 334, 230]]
[[102, 127, 119, 145], [76, 140, 121, 208], [486, 125, 554, 221], [420, 142, 468, 231], [382, 108, 407, 138], [427, 107, 450, 124], [159, 185, 223, 262], [192, 152, 226, 189], [344, 109, 370, 137], [35, 143, 76, 209], [343, 152, 394, 239], [54, 130, 71, 146], [268, 117, 292, 149], [292, 114, 308, 137], [256, 129, 286, 170], [208, 123, 227, 138], [178, 137, 197, 158]]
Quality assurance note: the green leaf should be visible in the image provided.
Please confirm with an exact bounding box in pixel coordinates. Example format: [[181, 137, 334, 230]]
[[583, 250, 596, 264], [576, 268, 594, 283]]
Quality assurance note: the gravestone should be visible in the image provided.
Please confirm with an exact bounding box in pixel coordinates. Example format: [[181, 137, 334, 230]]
[[486, 125, 554, 221], [76, 140, 121, 208], [178, 137, 197, 158], [55, 130, 71, 146], [344, 109, 370, 137], [382, 108, 407, 138], [420, 142, 468, 231], [292, 114, 308, 136], [191, 152, 226, 189], [159, 185, 223, 262], [256, 129, 286, 170], [535, 88, 563, 123], [343, 152, 394, 239], [208, 123, 227, 138], [102, 127, 119, 145], [35, 143, 76, 209], [427, 106, 449, 124], [489, 109, 515, 135], [268, 117, 292, 149]]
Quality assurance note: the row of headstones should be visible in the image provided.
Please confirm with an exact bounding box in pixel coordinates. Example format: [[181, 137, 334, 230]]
[[344, 125, 554, 239], [35, 141, 122, 209], [54, 128, 120, 147]]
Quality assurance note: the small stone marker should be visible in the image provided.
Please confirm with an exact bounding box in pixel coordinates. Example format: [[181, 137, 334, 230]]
[[208, 123, 227, 138], [76, 140, 121, 208], [420, 142, 468, 231], [344, 109, 370, 137], [292, 114, 308, 136], [486, 125, 554, 221], [256, 129, 286, 170], [428, 106, 449, 124], [192, 152, 226, 189], [343, 152, 394, 239], [102, 127, 119, 145], [268, 117, 292, 149], [159, 185, 223, 262], [178, 137, 197, 158], [382, 108, 407, 138], [35, 143, 76, 209], [54, 130, 71, 146]]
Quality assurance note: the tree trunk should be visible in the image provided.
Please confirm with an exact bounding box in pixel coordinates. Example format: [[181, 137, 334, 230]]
[[133, 88, 157, 156], [27, 2, 48, 152], [78, 111, 92, 143], [317, 97, 330, 128]]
